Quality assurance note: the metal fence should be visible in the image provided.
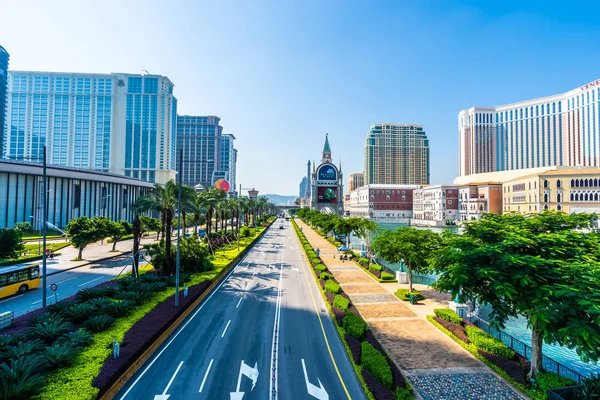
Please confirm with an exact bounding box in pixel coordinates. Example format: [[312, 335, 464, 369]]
[[455, 309, 584, 384], [411, 274, 438, 286]]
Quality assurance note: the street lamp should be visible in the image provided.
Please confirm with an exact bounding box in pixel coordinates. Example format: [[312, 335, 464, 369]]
[[29, 215, 42, 255], [175, 148, 183, 307]]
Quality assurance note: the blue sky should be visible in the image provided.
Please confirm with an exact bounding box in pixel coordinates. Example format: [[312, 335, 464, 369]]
[[3, 0, 600, 195]]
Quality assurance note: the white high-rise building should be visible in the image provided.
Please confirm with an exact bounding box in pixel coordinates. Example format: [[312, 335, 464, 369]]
[[459, 77, 600, 178], [5, 71, 177, 183]]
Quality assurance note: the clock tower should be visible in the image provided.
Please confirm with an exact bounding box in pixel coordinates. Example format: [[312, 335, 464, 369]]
[[310, 134, 344, 215]]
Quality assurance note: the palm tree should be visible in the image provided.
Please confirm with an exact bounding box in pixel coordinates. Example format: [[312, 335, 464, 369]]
[[133, 180, 178, 275], [200, 188, 227, 239], [180, 185, 197, 233], [188, 192, 206, 235]]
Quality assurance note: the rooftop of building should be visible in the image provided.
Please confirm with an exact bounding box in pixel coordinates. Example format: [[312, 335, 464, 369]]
[[355, 183, 423, 190], [9, 70, 174, 85], [0, 159, 154, 187], [507, 167, 600, 182], [458, 181, 502, 187]]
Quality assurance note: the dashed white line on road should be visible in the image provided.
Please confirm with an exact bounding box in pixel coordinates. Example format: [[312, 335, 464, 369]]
[[51, 276, 77, 286], [236, 297, 243, 308], [77, 276, 106, 287], [0, 294, 23, 304], [198, 359, 214, 393], [32, 296, 54, 305], [221, 320, 232, 337]]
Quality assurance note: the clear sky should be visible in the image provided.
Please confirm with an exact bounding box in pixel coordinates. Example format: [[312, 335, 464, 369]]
[[3, 0, 600, 195]]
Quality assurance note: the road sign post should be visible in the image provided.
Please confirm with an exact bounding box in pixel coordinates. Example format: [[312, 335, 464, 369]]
[[50, 283, 58, 304]]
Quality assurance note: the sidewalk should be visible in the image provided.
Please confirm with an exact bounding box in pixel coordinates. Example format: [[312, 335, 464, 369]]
[[296, 219, 527, 400], [3, 237, 156, 276]]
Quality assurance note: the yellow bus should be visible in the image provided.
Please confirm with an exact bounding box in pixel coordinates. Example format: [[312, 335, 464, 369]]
[[0, 263, 41, 299]]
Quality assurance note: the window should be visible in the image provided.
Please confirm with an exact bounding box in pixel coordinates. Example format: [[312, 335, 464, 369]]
[[557, 193, 561, 202], [571, 179, 575, 187], [557, 204, 562, 211], [544, 180, 548, 188], [544, 193, 549, 202], [73, 184, 81, 208], [448, 200, 453, 204], [557, 180, 561, 188]]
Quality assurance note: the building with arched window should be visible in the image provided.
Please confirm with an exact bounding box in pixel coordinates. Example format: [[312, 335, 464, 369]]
[[502, 167, 600, 216]]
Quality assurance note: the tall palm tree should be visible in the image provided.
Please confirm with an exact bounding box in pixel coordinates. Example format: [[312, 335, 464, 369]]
[[200, 188, 227, 239], [133, 180, 178, 275], [188, 192, 206, 235], [180, 185, 197, 232]]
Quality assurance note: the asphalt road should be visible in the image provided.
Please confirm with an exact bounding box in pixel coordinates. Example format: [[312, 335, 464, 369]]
[[117, 220, 365, 400], [0, 255, 141, 317]]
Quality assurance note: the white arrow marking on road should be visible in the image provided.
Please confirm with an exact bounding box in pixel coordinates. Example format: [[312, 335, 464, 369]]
[[154, 361, 183, 400], [292, 267, 299, 272], [301, 359, 329, 400], [198, 359, 214, 392], [230, 360, 259, 399]]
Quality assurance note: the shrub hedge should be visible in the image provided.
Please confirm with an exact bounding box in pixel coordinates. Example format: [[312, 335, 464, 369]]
[[324, 280, 341, 294], [314, 264, 327, 272], [333, 295, 350, 312], [465, 325, 515, 360], [433, 308, 463, 325], [361, 341, 393, 389], [433, 316, 469, 343], [395, 289, 424, 302], [380, 271, 396, 281], [320, 272, 334, 280], [344, 333, 361, 364], [369, 264, 382, 271], [343, 311, 368, 341]]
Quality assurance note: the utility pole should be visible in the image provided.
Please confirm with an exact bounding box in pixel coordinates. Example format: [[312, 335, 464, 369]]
[[237, 183, 241, 252], [42, 146, 48, 308], [175, 148, 182, 307]]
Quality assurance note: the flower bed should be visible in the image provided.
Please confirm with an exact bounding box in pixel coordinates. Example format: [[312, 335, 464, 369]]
[[352, 258, 397, 283], [427, 309, 577, 400], [293, 218, 413, 400]]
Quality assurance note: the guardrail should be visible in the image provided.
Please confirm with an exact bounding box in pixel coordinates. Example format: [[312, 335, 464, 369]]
[[455, 309, 585, 384]]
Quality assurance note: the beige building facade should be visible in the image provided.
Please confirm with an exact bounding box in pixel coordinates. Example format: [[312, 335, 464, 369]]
[[348, 172, 365, 192], [458, 182, 503, 221], [503, 168, 600, 215]]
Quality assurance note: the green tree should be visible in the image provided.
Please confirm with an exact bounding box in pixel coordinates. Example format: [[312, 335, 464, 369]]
[[133, 181, 180, 275], [66, 216, 103, 259], [200, 188, 226, 240], [373, 227, 441, 292], [0, 228, 24, 259], [13, 221, 32, 233], [432, 211, 600, 378], [107, 220, 133, 251], [350, 218, 378, 265], [140, 215, 161, 240]]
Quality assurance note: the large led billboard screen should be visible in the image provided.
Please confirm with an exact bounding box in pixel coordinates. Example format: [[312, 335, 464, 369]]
[[317, 187, 338, 203]]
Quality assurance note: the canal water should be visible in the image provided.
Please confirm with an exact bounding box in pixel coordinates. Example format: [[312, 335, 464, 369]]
[[350, 222, 600, 377]]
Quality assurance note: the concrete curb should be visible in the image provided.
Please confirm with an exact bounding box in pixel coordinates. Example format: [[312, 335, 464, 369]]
[[47, 252, 130, 276], [99, 223, 273, 400]]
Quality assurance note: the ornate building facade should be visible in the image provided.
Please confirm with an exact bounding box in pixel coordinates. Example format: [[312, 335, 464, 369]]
[[310, 134, 344, 215]]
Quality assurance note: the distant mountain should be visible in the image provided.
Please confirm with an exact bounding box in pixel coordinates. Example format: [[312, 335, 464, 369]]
[[263, 194, 298, 206]]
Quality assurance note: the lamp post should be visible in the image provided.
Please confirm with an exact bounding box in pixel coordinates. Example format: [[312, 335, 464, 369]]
[[175, 148, 183, 307], [29, 215, 41, 255]]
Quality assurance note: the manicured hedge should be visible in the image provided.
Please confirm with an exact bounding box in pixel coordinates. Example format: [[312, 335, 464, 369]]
[[369, 264, 382, 271], [380, 271, 396, 281], [370, 270, 381, 279], [395, 289, 424, 301], [344, 333, 361, 364], [310, 257, 321, 265], [361, 341, 393, 389], [314, 263, 327, 272], [333, 295, 350, 312], [361, 369, 396, 400], [465, 325, 515, 360], [478, 349, 528, 385], [320, 272, 333, 280], [343, 311, 368, 341], [332, 307, 345, 327], [324, 280, 341, 294], [433, 316, 469, 343], [433, 308, 462, 325], [324, 291, 335, 305]]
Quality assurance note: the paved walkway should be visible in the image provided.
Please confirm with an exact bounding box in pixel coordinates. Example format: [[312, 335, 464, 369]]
[[296, 220, 527, 400], [2, 236, 156, 276]]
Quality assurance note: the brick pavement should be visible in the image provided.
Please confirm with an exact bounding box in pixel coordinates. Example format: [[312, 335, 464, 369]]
[[296, 219, 528, 400]]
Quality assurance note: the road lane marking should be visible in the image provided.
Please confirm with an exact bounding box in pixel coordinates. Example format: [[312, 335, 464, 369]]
[[269, 258, 284, 399], [32, 296, 54, 305], [78, 276, 106, 287], [221, 319, 231, 337], [297, 228, 352, 399], [51, 276, 77, 286], [0, 294, 23, 304], [155, 361, 183, 399], [198, 359, 213, 393], [119, 227, 269, 400], [236, 297, 243, 308], [302, 359, 329, 400]]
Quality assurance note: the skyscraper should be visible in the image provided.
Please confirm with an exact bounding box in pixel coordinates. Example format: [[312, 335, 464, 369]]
[[219, 133, 237, 190], [364, 124, 430, 185], [348, 172, 364, 192], [299, 176, 308, 198], [0, 46, 8, 157], [458, 77, 600, 177], [176, 115, 222, 187], [5, 71, 177, 183]]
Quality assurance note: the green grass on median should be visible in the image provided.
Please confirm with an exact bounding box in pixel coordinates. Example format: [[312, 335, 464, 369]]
[[33, 226, 268, 400]]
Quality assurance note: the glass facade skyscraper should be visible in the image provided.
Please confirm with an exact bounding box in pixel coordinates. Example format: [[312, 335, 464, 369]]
[[176, 115, 223, 187], [459, 77, 600, 177], [0, 46, 8, 157], [220, 133, 237, 190], [364, 124, 430, 185], [5, 71, 177, 183]]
